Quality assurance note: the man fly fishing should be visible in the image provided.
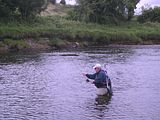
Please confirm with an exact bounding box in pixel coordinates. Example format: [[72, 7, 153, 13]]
[[82, 63, 112, 96]]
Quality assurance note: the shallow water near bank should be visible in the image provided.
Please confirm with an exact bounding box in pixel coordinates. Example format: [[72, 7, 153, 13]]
[[0, 45, 160, 120]]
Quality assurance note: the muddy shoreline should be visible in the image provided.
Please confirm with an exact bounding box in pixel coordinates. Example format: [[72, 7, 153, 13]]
[[0, 37, 160, 54]]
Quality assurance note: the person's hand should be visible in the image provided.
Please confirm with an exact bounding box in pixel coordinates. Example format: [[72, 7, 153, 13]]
[[82, 73, 87, 77]]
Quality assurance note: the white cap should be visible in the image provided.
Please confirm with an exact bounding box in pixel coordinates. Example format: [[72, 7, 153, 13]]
[[93, 63, 101, 69]]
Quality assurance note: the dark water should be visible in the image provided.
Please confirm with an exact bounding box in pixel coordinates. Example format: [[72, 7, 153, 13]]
[[0, 45, 160, 120]]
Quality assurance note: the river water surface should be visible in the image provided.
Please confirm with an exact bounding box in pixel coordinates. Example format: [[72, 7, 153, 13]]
[[0, 45, 160, 120]]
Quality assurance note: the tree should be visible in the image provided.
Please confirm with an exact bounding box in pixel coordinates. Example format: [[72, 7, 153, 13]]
[[60, 0, 66, 5], [0, 0, 17, 18], [72, 0, 140, 24], [17, 0, 47, 19], [0, 0, 48, 20], [137, 7, 160, 23], [125, 0, 140, 20], [50, 0, 56, 4]]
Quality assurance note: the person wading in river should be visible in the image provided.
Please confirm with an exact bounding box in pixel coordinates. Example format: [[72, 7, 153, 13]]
[[82, 63, 112, 95]]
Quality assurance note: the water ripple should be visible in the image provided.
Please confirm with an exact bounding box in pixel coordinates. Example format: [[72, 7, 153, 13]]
[[0, 45, 160, 120]]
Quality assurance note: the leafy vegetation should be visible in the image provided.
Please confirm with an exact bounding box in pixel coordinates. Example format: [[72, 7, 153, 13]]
[[49, 38, 68, 48], [137, 7, 160, 23], [0, 16, 160, 45], [3, 39, 28, 49], [0, 1, 160, 53], [0, 0, 48, 20], [70, 0, 140, 24]]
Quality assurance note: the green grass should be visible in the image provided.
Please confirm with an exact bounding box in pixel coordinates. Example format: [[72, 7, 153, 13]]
[[49, 38, 69, 48], [0, 16, 160, 45], [3, 39, 28, 50]]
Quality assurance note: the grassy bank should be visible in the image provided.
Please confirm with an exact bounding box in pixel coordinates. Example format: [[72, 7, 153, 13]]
[[0, 16, 160, 52]]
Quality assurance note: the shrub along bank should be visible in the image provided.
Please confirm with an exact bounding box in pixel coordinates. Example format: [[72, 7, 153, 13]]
[[0, 16, 160, 52]]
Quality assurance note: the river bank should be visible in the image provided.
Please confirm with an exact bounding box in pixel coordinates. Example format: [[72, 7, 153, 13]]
[[0, 16, 160, 53]]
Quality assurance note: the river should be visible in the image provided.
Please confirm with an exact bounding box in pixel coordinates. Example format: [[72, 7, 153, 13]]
[[0, 45, 160, 120]]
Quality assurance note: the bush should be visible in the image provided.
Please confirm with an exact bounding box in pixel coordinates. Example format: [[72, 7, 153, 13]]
[[3, 39, 28, 50], [137, 7, 160, 23], [49, 38, 68, 48], [0, 0, 48, 20], [70, 0, 140, 24]]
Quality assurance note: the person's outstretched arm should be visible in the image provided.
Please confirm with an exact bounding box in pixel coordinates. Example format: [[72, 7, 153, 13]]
[[83, 73, 96, 79]]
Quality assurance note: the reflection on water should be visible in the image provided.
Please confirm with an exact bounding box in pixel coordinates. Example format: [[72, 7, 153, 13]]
[[95, 95, 112, 105], [0, 45, 160, 120], [0, 52, 41, 65]]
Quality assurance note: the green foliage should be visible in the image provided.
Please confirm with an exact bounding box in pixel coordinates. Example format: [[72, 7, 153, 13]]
[[0, 42, 5, 47], [49, 38, 68, 48], [50, 0, 56, 4], [124, 0, 140, 20], [3, 39, 28, 50], [0, 0, 17, 18], [0, 0, 48, 20], [71, 0, 140, 24], [0, 17, 160, 45], [137, 7, 160, 23], [18, 0, 47, 19]]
